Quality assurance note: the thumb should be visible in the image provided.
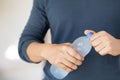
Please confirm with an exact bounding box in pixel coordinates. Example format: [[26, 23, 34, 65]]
[[84, 30, 96, 35]]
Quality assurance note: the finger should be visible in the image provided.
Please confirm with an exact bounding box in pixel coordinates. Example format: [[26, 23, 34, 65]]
[[64, 52, 82, 66], [91, 37, 102, 47], [94, 42, 106, 52], [66, 47, 84, 61], [91, 30, 109, 41], [90, 33, 101, 42], [99, 47, 108, 56], [62, 59, 78, 70], [58, 63, 73, 72]]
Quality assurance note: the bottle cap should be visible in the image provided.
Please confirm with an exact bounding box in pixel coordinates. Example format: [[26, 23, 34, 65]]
[[86, 32, 93, 39]]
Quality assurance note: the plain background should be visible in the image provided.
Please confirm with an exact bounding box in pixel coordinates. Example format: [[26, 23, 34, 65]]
[[0, 0, 51, 80]]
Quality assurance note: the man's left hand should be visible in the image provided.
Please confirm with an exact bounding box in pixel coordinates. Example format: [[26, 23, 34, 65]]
[[84, 30, 120, 56]]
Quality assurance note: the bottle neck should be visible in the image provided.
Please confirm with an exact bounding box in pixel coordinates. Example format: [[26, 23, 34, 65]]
[[86, 32, 93, 39]]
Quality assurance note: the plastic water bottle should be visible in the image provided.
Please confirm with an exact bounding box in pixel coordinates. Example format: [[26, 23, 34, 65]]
[[50, 32, 93, 79]]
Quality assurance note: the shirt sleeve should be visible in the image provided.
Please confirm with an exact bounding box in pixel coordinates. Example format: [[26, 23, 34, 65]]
[[18, 0, 49, 63]]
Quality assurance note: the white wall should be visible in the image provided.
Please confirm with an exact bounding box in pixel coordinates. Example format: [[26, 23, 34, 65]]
[[0, 0, 51, 80]]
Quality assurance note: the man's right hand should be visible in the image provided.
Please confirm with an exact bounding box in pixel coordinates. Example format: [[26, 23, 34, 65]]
[[41, 43, 84, 72]]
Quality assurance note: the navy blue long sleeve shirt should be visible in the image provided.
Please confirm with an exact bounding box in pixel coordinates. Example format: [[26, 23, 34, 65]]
[[19, 0, 120, 80]]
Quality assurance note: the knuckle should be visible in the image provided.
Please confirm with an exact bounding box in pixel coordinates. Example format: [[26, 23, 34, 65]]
[[69, 52, 75, 56], [54, 60, 59, 65], [61, 65, 66, 69], [70, 51, 75, 56], [100, 30, 106, 34], [108, 40, 112, 46], [73, 65, 78, 70], [63, 66, 69, 71], [73, 58, 77, 63], [54, 58, 62, 65], [70, 64, 73, 68], [79, 55, 83, 61], [77, 61, 82, 65], [70, 64, 77, 70], [99, 51, 103, 56], [100, 53, 104, 56], [108, 46, 112, 52], [62, 45, 67, 50], [99, 52, 105, 56], [59, 52, 64, 57], [112, 54, 116, 56], [64, 67, 67, 70], [66, 43, 71, 46], [73, 53, 78, 57], [113, 54, 118, 56], [95, 47, 99, 52], [66, 68, 72, 72]]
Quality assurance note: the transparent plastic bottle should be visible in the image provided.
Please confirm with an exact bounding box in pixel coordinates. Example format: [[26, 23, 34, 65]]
[[50, 32, 93, 79]]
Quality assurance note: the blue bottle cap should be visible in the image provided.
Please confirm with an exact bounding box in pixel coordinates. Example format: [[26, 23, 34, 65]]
[[86, 32, 93, 39]]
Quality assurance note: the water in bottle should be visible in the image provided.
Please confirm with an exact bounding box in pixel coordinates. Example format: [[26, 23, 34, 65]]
[[50, 32, 93, 79]]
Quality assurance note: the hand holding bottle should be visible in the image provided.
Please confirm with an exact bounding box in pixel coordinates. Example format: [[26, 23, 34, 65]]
[[41, 43, 84, 72], [50, 32, 92, 79]]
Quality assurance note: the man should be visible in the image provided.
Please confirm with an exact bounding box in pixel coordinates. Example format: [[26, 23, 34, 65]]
[[19, 0, 120, 80]]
